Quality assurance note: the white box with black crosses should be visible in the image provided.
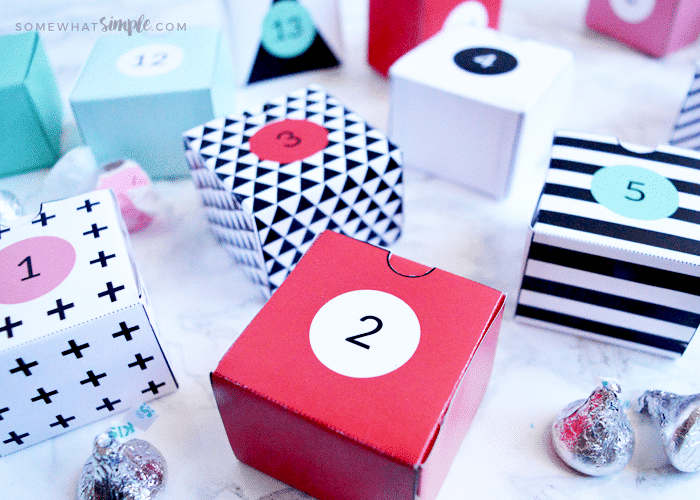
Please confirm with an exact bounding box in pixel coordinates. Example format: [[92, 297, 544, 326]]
[[183, 85, 404, 296], [0, 190, 177, 456]]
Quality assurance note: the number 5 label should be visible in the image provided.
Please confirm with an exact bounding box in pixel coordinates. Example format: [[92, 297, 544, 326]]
[[309, 290, 421, 378], [590, 164, 679, 221]]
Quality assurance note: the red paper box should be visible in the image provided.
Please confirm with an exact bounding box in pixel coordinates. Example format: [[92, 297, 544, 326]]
[[212, 231, 505, 500], [368, 0, 502, 76]]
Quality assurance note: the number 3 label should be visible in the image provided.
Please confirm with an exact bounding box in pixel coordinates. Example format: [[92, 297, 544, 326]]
[[116, 44, 184, 77], [590, 165, 679, 221], [309, 290, 421, 378]]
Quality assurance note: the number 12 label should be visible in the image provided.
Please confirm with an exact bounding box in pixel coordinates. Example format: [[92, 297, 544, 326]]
[[590, 164, 679, 221], [309, 290, 421, 378], [116, 44, 184, 77]]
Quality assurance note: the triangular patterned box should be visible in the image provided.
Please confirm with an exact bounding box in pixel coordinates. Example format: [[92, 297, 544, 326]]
[[0, 190, 177, 456], [183, 86, 404, 295], [515, 131, 700, 357]]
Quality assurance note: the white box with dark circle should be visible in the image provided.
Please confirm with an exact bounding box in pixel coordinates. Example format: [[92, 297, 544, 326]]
[[389, 27, 574, 198]]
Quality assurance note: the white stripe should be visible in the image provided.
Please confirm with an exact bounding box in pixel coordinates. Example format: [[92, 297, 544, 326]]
[[545, 169, 592, 188], [680, 192, 700, 211], [514, 316, 683, 358], [538, 194, 700, 239], [524, 260, 700, 312], [532, 223, 700, 266], [518, 289, 696, 342], [551, 145, 700, 184], [674, 106, 700, 130], [680, 91, 700, 113]]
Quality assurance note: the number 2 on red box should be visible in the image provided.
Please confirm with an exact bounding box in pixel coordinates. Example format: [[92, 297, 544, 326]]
[[309, 290, 420, 378], [0, 236, 76, 305]]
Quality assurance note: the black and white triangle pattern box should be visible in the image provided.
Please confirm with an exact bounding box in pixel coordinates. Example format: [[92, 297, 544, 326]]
[[183, 86, 404, 296], [0, 190, 177, 456], [669, 61, 700, 151], [515, 131, 700, 357]]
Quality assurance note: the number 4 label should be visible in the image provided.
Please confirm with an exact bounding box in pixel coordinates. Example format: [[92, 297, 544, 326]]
[[473, 53, 497, 69]]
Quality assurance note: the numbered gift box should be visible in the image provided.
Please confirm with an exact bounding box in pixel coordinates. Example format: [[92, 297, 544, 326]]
[[515, 131, 700, 357], [0, 32, 62, 177], [70, 27, 234, 179], [389, 27, 573, 199], [212, 230, 506, 500], [223, 0, 342, 85], [369, 0, 502, 77], [669, 61, 700, 151], [183, 86, 404, 296], [0, 190, 177, 456], [586, 0, 700, 57]]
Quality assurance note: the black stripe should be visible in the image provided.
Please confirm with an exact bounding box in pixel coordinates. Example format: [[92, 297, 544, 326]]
[[515, 305, 687, 354], [674, 114, 700, 131], [537, 211, 700, 256], [527, 242, 700, 296], [542, 183, 596, 202], [670, 179, 700, 196], [549, 158, 601, 175], [521, 276, 700, 327], [681, 101, 700, 114], [689, 86, 700, 97], [669, 129, 700, 148], [671, 208, 700, 224], [553, 136, 700, 170]]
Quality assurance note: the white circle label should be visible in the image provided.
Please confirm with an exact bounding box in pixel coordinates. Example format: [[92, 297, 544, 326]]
[[443, 1, 489, 30], [309, 290, 421, 378], [116, 43, 184, 77], [609, 0, 656, 24]]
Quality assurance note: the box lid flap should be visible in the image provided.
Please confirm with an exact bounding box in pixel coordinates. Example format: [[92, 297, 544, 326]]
[[0, 32, 37, 89]]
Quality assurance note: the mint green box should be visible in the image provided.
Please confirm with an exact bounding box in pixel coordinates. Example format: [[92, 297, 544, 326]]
[[70, 27, 234, 179], [0, 32, 62, 177]]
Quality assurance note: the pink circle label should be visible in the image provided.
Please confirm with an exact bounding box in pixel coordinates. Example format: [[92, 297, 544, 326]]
[[0, 236, 76, 304]]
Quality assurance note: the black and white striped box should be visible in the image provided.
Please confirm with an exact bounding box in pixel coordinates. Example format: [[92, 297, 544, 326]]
[[515, 131, 700, 357], [669, 61, 700, 151]]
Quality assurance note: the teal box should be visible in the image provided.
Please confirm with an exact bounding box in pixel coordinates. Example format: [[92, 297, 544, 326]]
[[70, 27, 234, 179], [0, 32, 63, 177]]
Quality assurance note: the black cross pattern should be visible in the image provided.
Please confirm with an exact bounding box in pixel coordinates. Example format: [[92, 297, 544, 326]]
[[0, 316, 22, 339], [0, 407, 8, 420], [128, 353, 154, 370], [90, 250, 116, 268], [141, 381, 166, 395], [112, 322, 139, 341], [49, 414, 76, 428], [32, 212, 56, 227], [96, 397, 121, 412], [0, 227, 9, 239], [80, 370, 107, 387], [61, 339, 90, 359], [97, 282, 125, 302], [9, 357, 38, 376], [83, 223, 108, 238], [47, 299, 74, 320], [31, 387, 58, 404], [77, 199, 100, 212], [3, 431, 29, 445]]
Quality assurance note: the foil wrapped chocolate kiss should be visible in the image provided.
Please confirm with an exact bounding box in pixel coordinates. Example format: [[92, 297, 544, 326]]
[[77, 432, 167, 500], [639, 390, 700, 473], [551, 382, 635, 476]]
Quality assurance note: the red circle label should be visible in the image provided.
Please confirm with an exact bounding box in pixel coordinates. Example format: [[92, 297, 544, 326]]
[[249, 119, 329, 164], [0, 236, 76, 304]]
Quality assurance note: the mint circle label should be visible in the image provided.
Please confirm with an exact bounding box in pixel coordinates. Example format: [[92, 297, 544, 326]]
[[590, 165, 679, 221], [261, 1, 316, 59]]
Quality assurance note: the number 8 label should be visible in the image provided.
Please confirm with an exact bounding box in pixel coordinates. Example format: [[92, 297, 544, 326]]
[[0, 236, 76, 304], [590, 165, 679, 221], [309, 290, 421, 378]]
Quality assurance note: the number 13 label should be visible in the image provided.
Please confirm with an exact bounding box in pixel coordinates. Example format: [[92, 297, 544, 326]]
[[309, 290, 421, 378]]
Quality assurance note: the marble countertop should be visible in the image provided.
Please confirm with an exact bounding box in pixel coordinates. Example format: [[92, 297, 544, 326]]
[[2, 0, 700, 499]]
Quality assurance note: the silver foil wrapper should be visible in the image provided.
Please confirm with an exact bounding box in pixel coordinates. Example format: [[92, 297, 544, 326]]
[[0, 190, 23, 223], [78, 432, 167, 500], [551, 382, 635, 476], [639, 390, 700, 472]]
